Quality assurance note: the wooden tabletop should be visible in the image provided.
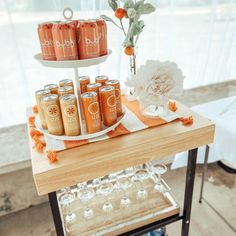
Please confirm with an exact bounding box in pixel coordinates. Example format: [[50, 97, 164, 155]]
[[30, 102, 215, 195]]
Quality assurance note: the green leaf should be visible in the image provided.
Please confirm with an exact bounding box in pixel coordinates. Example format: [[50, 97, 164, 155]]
[[108, 0, 118, 11], [127, 8, 136, 18], [100, 15, 122, 29], [124, 0, 135, 10], [140, 3, 156, 14], [134, 0, 145, 10], [129, 21, 143, 36]]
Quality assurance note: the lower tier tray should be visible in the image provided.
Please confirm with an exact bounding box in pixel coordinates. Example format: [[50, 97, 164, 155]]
[[57, 178, 180, 236]]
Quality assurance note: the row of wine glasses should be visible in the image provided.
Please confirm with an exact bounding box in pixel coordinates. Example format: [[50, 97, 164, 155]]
[[57, 162, 168, 232]]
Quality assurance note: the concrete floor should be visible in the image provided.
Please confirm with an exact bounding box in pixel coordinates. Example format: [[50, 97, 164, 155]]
[[0, 163, 235, 236]]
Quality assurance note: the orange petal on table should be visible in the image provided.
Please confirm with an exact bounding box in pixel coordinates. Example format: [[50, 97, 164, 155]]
[[30, 128, 43, 138], [28, 116, 36, 127], [168, 101, 177, 112], [32, 105, 38, 113], [179, 116, 193, 126], [35, 142, 45, 153], [46, 150, 58, 163]]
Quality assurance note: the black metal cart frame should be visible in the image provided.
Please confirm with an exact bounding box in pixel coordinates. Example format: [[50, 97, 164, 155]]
[[48, 148, 198, 236]]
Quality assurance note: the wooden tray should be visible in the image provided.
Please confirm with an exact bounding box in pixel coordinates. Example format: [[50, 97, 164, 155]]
[[57, 178, 180, 236]]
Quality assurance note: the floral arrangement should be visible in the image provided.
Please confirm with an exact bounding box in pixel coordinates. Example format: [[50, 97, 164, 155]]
[[101, 0, 155, 57], [126, 60, 184, 106]]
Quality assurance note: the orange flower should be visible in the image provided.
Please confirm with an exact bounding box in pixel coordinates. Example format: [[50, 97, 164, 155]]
[[168, 101, 177, 112], [30, 128, 43, 138], [46, 150, 58, 163], [179, 116, 193, 126], [35, 141, 45, 153], [32, 105, 38, 113], [115, 8, 127, 19], [124, 46, 134, 56], [28, 116, 36, 127]]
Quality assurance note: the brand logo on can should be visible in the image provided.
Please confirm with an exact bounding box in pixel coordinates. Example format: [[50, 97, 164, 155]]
[[85, 37, 99, 45], [64, 105, 77, 117], [41, 40, 53, 47], [55, 39, 75, 48], [88, 102, 99, 115], [47, 105, 59, 117], [107, 95, 116, 107]]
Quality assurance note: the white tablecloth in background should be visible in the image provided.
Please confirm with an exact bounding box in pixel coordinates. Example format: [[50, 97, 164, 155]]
[[171, 96, 236, 169]]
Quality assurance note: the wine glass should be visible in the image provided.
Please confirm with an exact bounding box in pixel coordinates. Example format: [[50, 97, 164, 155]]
[[99, 178, 114, 213], [117, 172, 132, 208], [133, 164, 149, 200], [150, 163, 167, 193], [65, 209, 77, 233], [58, 187, 75, 214], [77, 185, 95, 219]]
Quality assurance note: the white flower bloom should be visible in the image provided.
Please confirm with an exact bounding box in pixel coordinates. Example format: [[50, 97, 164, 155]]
[[126, 60, 184, 105]]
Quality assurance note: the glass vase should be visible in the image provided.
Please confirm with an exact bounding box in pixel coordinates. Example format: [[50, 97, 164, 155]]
[[139, 94, 169, 118], [126, 49, 138, 101]]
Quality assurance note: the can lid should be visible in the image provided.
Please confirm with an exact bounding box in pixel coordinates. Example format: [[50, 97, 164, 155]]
[[60, 94, 76, 101], [35, 89, 50, 95], [87, 83, 102, 88], [78, 76, 90, 81], [81, 92, 97, 98], [99, 86, 114, 92], [96, 75, 109, 80], [105, 80, 119, 85], [58, 86, 73, 92], [59, 79, 73, 85], [44, 84, 58, 90], [42, 94, 58, 102]]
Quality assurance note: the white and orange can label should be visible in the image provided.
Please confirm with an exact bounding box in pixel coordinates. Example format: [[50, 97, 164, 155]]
[[42, 94, 64, 135], [38, 22, 56, 60], [60, 94, 81, 136], [35, 89, 51, 129], [81, 92, 101, 134], [52, 21, 78, 60], [105, 80, 122, 117], [76, 20, 100, 59], [99, 86, 117, 126]]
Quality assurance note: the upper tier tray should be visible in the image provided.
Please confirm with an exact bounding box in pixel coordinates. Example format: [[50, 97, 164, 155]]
[[34, 49, 112, 68]]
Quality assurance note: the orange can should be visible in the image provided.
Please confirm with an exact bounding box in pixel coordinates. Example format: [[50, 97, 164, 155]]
[[96, 19, 108, 56], [78, 76, 90, 94], [59, 79, 73, 88], [95, 75, 109, 86], [35, 89, 51, 129], [58, 86, 74, 97], [41, 94, 64, 135], [99, 86, 117, 126], [81, 92, 101, 134], [105, 80, 122, 117], [86, 83, 102, 92], [60, 94, 81, 136], [44, 84, 58, 95]]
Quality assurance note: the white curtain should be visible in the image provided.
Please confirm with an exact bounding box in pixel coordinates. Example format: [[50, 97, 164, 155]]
[[0, 0, 236, 127]]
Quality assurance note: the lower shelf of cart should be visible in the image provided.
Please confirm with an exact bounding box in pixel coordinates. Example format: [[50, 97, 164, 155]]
[[59, 179, 180, 236]]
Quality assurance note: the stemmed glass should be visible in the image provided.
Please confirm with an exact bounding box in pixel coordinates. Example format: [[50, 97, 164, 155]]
[[99, 177, 114, 213], [117, 171, 132, 208], [58, 187, 77, 232], [77, 185, 95, 219], [150, 163, 168, 193], [133, 164, 149, 200]]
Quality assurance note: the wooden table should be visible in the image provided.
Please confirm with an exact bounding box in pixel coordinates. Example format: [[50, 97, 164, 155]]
[[29, 102, 215, 236]]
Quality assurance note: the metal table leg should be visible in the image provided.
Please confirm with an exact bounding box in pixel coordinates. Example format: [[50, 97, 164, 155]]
[[181, 148, 198, 236], [48, 192, 64, 236], [199, 145, 210, 203]]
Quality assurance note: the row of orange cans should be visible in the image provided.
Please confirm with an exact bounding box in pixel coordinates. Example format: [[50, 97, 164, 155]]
[[38, 18, 107, 61], [35, 76, 122, 136]]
